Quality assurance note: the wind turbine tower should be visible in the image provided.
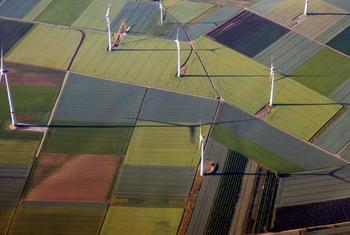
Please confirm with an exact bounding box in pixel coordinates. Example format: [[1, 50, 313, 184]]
[[269, 59, 275, 107], [159, 0, 163, 25], [175, 28, 181, 77], [0, 46, 17, 127], [106, 3, 112, 52], [199, 122, 205, 177], [304, 0, 309, 16]]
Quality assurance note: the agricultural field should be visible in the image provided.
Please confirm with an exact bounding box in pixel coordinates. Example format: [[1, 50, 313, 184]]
[[8, 202, 107, 235], [196, 37, 341, 140], [185, 6, 240, 40], [6, 24, 81, 70], [73, 0, 128, 30], [254, 31, 324, 75], [212, 103, 344, 172], [0, 62, 64, 233], [101, 206, 183, 235], [24, 154, 121, 202], [207, 10, 289, 58], [71, 32, 217, 98], [292, 47, 350, 96], [264, 0, 348, 39], [35, 0, 95, 26], [167, 1, 214, 24], [0, 0, 39, 19], [327, 25, 350, 56], [1, 0, 350, 234], [0, 20, 33, 55]]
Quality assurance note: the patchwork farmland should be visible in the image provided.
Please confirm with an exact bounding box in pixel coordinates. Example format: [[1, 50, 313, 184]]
[[0, 0, 350, 234]]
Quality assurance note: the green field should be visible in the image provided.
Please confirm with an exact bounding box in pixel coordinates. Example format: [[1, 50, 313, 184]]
[[167, 1, 214, 23], [6, 24, 81, 70], [264, 0, 346, 39], [43, 121, 134, 155], [35, 0, 95, 26], [71, 32, 216, 98], [9, 205, 105, 235], [292, 48, 350, 96], [73, 0, 128, 30], [124, 122, 209, 167], [101, 206, 183, 235], [212, 125, 303, 172], [0, 85, 60, 165], [24, 0, 54, 20], [196, 37, 340, 140], [265, 78, 342, 140]]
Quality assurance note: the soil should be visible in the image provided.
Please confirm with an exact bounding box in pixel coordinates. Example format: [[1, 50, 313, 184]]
[[4, 62, 65, 86], [24, 153, 122, 202]]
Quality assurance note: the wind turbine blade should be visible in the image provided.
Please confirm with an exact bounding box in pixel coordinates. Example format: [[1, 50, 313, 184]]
[[106, 4, 111, 17], [1, 44, 3, 73]]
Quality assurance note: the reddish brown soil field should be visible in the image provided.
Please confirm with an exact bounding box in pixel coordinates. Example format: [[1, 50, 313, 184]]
[[25, 153, 121, 202], [5, 62, 65, 86]]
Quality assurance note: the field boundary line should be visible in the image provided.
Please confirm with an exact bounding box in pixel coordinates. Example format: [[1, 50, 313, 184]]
[[71, 70, 218, 101], [177, 99, 221, 235], [247, 8, 350, 60], [97, 87, 149, 235]]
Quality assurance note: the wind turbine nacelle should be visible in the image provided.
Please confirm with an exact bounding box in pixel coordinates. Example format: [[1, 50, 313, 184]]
[[0, 68, 8, 74]]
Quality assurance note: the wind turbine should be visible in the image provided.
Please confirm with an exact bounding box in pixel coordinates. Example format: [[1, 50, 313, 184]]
[[199, 122, 205, 177], [175, 28, 181, 77], [0, 45, 17, 127], [304, 0, 309, 16], [269, 58, 275, 107], [106, 3, 112, 52], [159, 0, 164, 25]]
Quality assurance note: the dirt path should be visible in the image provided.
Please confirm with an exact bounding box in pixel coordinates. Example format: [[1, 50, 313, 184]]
[[229, 161, 259, 235]]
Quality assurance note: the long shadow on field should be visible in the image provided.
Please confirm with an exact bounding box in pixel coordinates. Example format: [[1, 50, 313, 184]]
[[274, 102, 349, 107], [209, 165, 350, 184], [309, 13, 350, 16], [17, 118, 255, 129]]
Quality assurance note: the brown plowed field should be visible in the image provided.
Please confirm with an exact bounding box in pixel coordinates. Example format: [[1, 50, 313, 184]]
[[24, 153, 121, 202]]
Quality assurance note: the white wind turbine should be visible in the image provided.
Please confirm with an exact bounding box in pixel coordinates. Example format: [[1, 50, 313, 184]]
[[106, 3, 112, 52], [269, 58, 275, 107], [199, 122, 205, 177], [159, 0, 164, 25], [304, 0, 309, 16], [175, 28, 181, 77], [0, 45, 17, 127]]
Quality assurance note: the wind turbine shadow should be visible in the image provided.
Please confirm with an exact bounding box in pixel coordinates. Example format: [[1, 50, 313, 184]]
[[274, 102, 349, 107], [309, 12, 350, 16]]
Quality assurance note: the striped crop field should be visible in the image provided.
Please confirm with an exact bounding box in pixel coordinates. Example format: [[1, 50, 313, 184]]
[[8, 202, 106, 235], [139, 88, 218, 125], [212, 103, 344, 172], [73, 0, 128, 30], [123, 121, 210, 167], [254, 31, 324, 76], [186, 6, 240, 40], [207, 10, 289, 58], [23, 0, 55, 20], [327, 25, 350, 56], [43, 120, 134, 155], [292, 47, 350, 96], [0, 0, 39, 19], [35, 0, 94, 26], [53, 73, 146, 124], [6, 24, 81, 70], [195, 37, 340, 139], [264, 0, 348, 39], [71, 32, 217, 98], [0, 19, 33, 55], [190, 0, 258, 7], [167, 1, 214, 24], [0, 63, 64, 165], [101, 206, 183, 235], [0, 165, 29, 234], [113, 165, 195, 208]]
